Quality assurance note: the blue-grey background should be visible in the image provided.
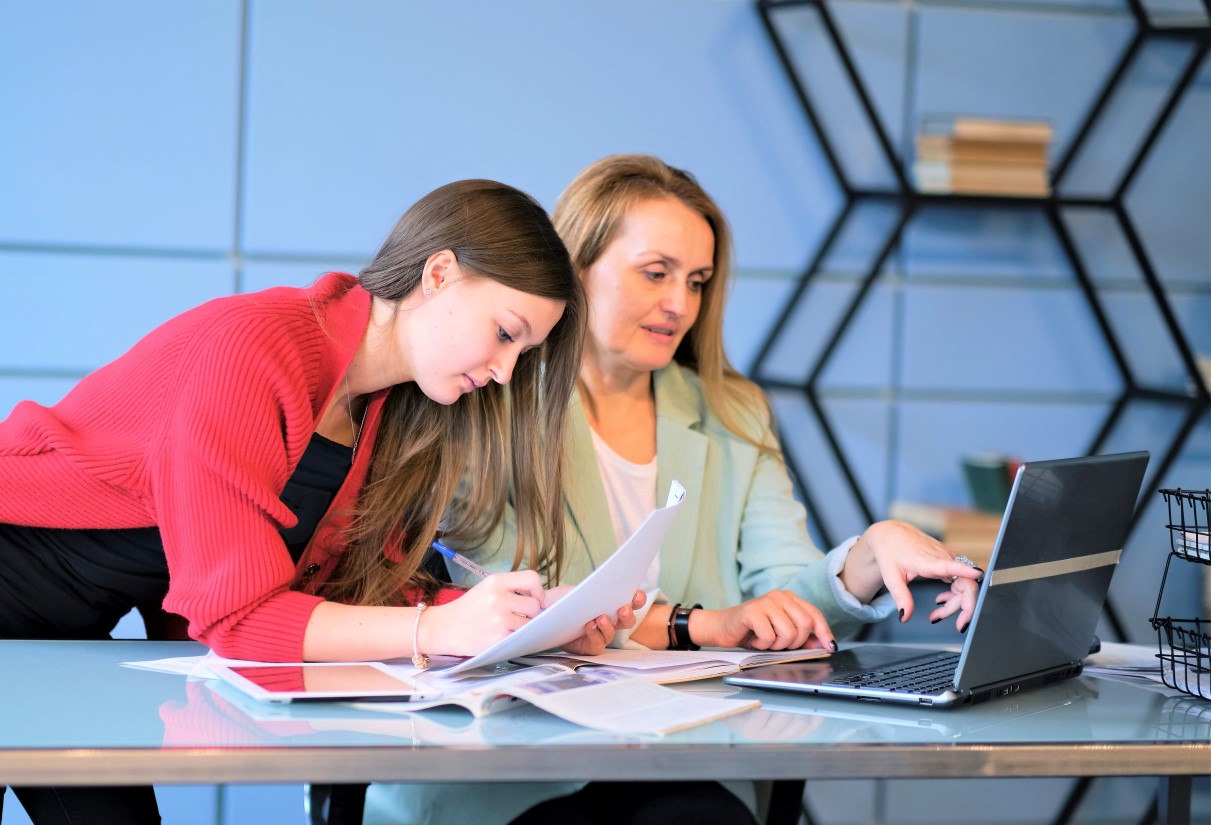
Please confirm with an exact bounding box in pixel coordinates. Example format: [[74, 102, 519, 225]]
[[1, 0, 1207, 823]]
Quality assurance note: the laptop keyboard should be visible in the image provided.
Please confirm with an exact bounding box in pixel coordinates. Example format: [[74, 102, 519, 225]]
[[829, 651, 960, 694]]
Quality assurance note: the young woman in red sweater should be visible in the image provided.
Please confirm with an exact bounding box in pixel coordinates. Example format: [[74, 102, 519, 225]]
[[0, 180, 638, 825]]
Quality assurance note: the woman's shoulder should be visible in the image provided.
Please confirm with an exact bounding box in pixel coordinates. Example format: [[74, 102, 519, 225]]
[[203, 273, 354, 322], [172, 273, 358, 354], [659, 362, 774, 444]]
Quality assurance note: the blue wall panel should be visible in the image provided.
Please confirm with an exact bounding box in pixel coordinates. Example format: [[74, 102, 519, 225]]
[[240, 0, 832, 271], [155, 785, 220, 825], [0, 254, 234, 374], [1126, 58, 1211, 286], [894, 400, 1110, 505], [0, 0, 241, 251], [901, 207, 1069, 279], [900, 283, 1121, 393], [773, 3, 907, 189], [221, 784, 305, 825], [759, 280, 896, 386], [1100, 290, 1211, 391], [820, 396, 894, 515], [1064, 36, 1201, 197], [916, 7, 1133, 160], [771, 389, 873, 544], [1060, 207, 1147, 285], [723, 275, 799, 373]]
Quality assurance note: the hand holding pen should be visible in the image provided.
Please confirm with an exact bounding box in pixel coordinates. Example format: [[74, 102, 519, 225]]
[[419, 567, 548, 656], [428, 540, 643, 656]]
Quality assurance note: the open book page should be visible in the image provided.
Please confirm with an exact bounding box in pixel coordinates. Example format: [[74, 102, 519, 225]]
[[386, 664, 572, 719], [445, 481, 687, 675], [372, 663, 759, 735], [515, 647, 831, 684]]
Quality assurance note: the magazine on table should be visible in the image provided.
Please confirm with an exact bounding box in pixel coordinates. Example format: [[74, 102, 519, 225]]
[[370, 660, 760, 735]]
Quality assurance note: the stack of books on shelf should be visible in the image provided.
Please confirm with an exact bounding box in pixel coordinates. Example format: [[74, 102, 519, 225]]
[[913, 116, 1052, 197]]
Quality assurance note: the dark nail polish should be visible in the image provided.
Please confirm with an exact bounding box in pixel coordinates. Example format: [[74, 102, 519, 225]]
[[898, 608, 905, 622], [931, 617, 941, 625], [973, 567, 985, 575], [829, 640, 839, 652], [960, 623, 969, 634]]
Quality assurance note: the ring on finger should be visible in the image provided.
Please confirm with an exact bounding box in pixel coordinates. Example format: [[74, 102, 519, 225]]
[[950, 554, 976, 583], [944, 552, 983, 586]]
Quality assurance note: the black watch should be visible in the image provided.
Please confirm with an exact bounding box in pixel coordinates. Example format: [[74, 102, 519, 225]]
[[670, 603, 702, 651]]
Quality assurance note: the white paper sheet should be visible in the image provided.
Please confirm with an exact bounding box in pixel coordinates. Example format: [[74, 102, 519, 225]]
[[444, 481, 686, 675]]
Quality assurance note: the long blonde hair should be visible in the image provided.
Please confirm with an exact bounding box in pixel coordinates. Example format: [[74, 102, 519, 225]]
[[552, 154, 774, 451], [322, 180, 583, 604]]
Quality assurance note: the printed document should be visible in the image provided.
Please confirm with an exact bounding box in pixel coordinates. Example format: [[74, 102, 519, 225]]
[[444, 481, 687, 675]]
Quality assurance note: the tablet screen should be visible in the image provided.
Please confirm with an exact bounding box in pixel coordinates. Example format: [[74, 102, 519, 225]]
[[215, 662, 430, 704]]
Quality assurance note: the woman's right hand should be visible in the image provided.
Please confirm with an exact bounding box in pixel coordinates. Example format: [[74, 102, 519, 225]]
[[556, 589, 647, 656], [419, 570, 546, 657], [690, 591, 837, 652]]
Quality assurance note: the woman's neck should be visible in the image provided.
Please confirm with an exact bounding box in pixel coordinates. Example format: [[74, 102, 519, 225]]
[[578, 359, 657, 464], [347, 296, 416, 396]]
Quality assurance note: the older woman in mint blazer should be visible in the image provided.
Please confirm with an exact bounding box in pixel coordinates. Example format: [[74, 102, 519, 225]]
[[553, 357, 885, 639], [363, 155, 984, 825]]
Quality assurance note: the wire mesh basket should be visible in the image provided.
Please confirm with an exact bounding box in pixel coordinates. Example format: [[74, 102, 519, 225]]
[[1150, 489, 1210, 701], [1161, 488, 1211, 563]]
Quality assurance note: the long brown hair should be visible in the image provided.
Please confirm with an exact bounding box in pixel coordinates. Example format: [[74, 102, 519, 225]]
[[552, 154, 774, 452], [322, 180, 584, 605]]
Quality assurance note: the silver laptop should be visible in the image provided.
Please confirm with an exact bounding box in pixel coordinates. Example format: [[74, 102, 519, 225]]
[[725, 451, 1149, 708]]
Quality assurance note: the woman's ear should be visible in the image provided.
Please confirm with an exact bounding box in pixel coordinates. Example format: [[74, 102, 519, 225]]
[[422, 249, 460, 296]]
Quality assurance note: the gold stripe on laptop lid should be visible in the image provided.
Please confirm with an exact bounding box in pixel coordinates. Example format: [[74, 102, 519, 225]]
[[987, 550, 1122, 586]]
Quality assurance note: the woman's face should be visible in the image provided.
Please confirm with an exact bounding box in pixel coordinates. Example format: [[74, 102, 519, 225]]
[[409, 270, 565, 405], [582, 196, 715, 379]]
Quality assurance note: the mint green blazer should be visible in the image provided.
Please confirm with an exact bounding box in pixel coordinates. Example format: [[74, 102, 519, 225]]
[[463, 360, 868, 639]]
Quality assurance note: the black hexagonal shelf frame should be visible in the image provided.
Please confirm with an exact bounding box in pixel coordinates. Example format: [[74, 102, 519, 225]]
[[751, 0, 1210, 641]]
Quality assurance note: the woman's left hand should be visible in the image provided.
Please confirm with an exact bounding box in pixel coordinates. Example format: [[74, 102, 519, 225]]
[[839, 520, 983, 631], [549, 588, 647, 655]]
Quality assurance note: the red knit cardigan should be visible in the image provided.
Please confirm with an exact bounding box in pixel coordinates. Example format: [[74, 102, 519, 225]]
[[0, 273, 455, 661]]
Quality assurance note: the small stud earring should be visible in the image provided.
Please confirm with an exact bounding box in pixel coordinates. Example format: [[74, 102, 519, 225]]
[[424, 288, 432, 295]]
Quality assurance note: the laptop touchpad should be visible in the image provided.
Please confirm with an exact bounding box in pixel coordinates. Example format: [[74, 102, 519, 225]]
[[745, 645, 938, 687]]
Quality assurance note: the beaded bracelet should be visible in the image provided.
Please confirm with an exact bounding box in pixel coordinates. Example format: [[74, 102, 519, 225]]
[[412, 602, 430, 670]]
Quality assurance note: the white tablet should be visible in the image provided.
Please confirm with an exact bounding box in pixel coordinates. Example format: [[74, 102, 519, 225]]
[[211, 662, 437, 704]]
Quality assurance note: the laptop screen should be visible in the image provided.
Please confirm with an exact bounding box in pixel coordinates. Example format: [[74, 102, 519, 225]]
[[954, 451, 1148, 694]]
